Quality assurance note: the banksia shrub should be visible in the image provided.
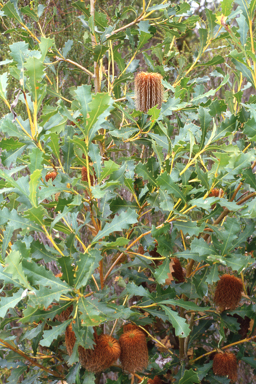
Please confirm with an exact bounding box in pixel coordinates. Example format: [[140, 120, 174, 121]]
[[119, 328, 148, 373], [172, 257, 185, 283], [135, 72, 163, 113], [214, 274, 243, 310], [45, 171, 57, 182], [78, 334, 121, 373], [213, 352, 238, 382], [65, 323, 76, 356]]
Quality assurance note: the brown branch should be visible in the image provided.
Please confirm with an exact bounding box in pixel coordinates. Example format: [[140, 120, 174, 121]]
[[0, 339, 64, 379], [55, 56, 94, 78]]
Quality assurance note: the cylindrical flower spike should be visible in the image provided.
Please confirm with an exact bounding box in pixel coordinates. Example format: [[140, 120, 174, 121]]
[[172, 257, 185, 283], [78, 334, 121, 373], [119, 328, 148, 373], [214, 274, 243, 310], [213, 352, 238, 382], [148, 376, 163, 384], [65, 323, 76, 356], [135, 72, 163, 113]]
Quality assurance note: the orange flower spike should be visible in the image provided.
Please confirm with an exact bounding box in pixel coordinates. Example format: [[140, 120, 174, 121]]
[[213, 352, 238, 382], [65, 323, 76, 356], [79, 334, 121, 373], [214, 274, 243, 310], [123, 323, 141, 333], [135, 72, 163, 113], [119, 328, 148, 373], [148, 377, 163, 384]]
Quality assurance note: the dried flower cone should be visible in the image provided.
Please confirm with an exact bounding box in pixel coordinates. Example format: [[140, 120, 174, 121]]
[[65, 324, 76, 356], [173, 257, 185, 283], [213, 352, 238, 382], [78, 334, 121, 373], [135, 72, 163, 113], [45, 171, 57, 182], [119, 329, 148, 373], [214, 274, 243, 310]]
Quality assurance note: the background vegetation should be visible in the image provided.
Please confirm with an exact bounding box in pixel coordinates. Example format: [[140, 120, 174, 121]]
[[0, 0, 256, 383]]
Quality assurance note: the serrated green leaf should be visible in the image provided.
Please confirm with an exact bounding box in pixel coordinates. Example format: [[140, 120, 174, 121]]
[[221, 0, 234, 15], [22, 259, 71, 291], [206, 264, 219, 284], [4, 251, 32, 289], [213, 115, 237, 142], [86, 93, 114, 143], [92, 208, 138, 243], [199, 106, 212, 150], [179, 369, 200, 384], [157, 172, 186, 204], [74, 250, 102, 290], [137, 31, 152, 50], [160, 305, 190, 337], [93, 45, 108, 62], [24, 57, 45, 98], [243, 168, 256, 190], [58, 256, 75, 286], [29, 169, 41, 207], [23, 206, 47, 226], [154, 257, 169, 284], [39, 37, 54, 60], [28, 147, 44, 173], [20, 5, 39, 21], [74, 84, 92, 121], [237, 13, 248, 46], [2, 1, 22, 22], [136, 162, 157, 186], [0, 289, 24, 318], [0, 263, 23, 289], [99, 160, 119, 182], [40, 320, 70, 347], [174, 221, 205, 237]]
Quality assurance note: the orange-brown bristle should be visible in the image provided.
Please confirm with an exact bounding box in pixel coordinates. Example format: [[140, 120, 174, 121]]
[[78, 334, 121, 373], [214, 274, 243, 310], [45, 171, 57, 182], [119, 329, 148, 373], [55, 305, 73, 322], [213, 352, 237, 382], [65, 324, 76, 356], [135, 72, 163, 113], [172, 257, 185, 283]]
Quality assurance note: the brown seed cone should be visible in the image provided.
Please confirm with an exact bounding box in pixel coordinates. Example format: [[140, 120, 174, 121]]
[[172, 257, 185, 283], [135, 72, 163, 113], [148, 377, 162, 384], [119, 329, 148, 373], [78, 334, 121, 373], [209, 188, 220, 197], [65, 324, 76, 356], [213, 352, 238, 382], [55, 305, 73, 322], [214, 274, 243, 310]]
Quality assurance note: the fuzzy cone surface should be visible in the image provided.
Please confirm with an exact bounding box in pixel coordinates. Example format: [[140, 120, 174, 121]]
[[119, 328, 148, 373], [55, 305, 73, 322], [172, 257, 185, 283], [135, 72, 163, 113], [78, 334, 121, 373], [214, 274, 243, 310], [65, 323, 76, 356], [213, 352, 238, 382]]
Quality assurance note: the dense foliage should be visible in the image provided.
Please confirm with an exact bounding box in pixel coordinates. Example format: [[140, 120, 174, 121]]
[[0, 0, 256, 383]]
